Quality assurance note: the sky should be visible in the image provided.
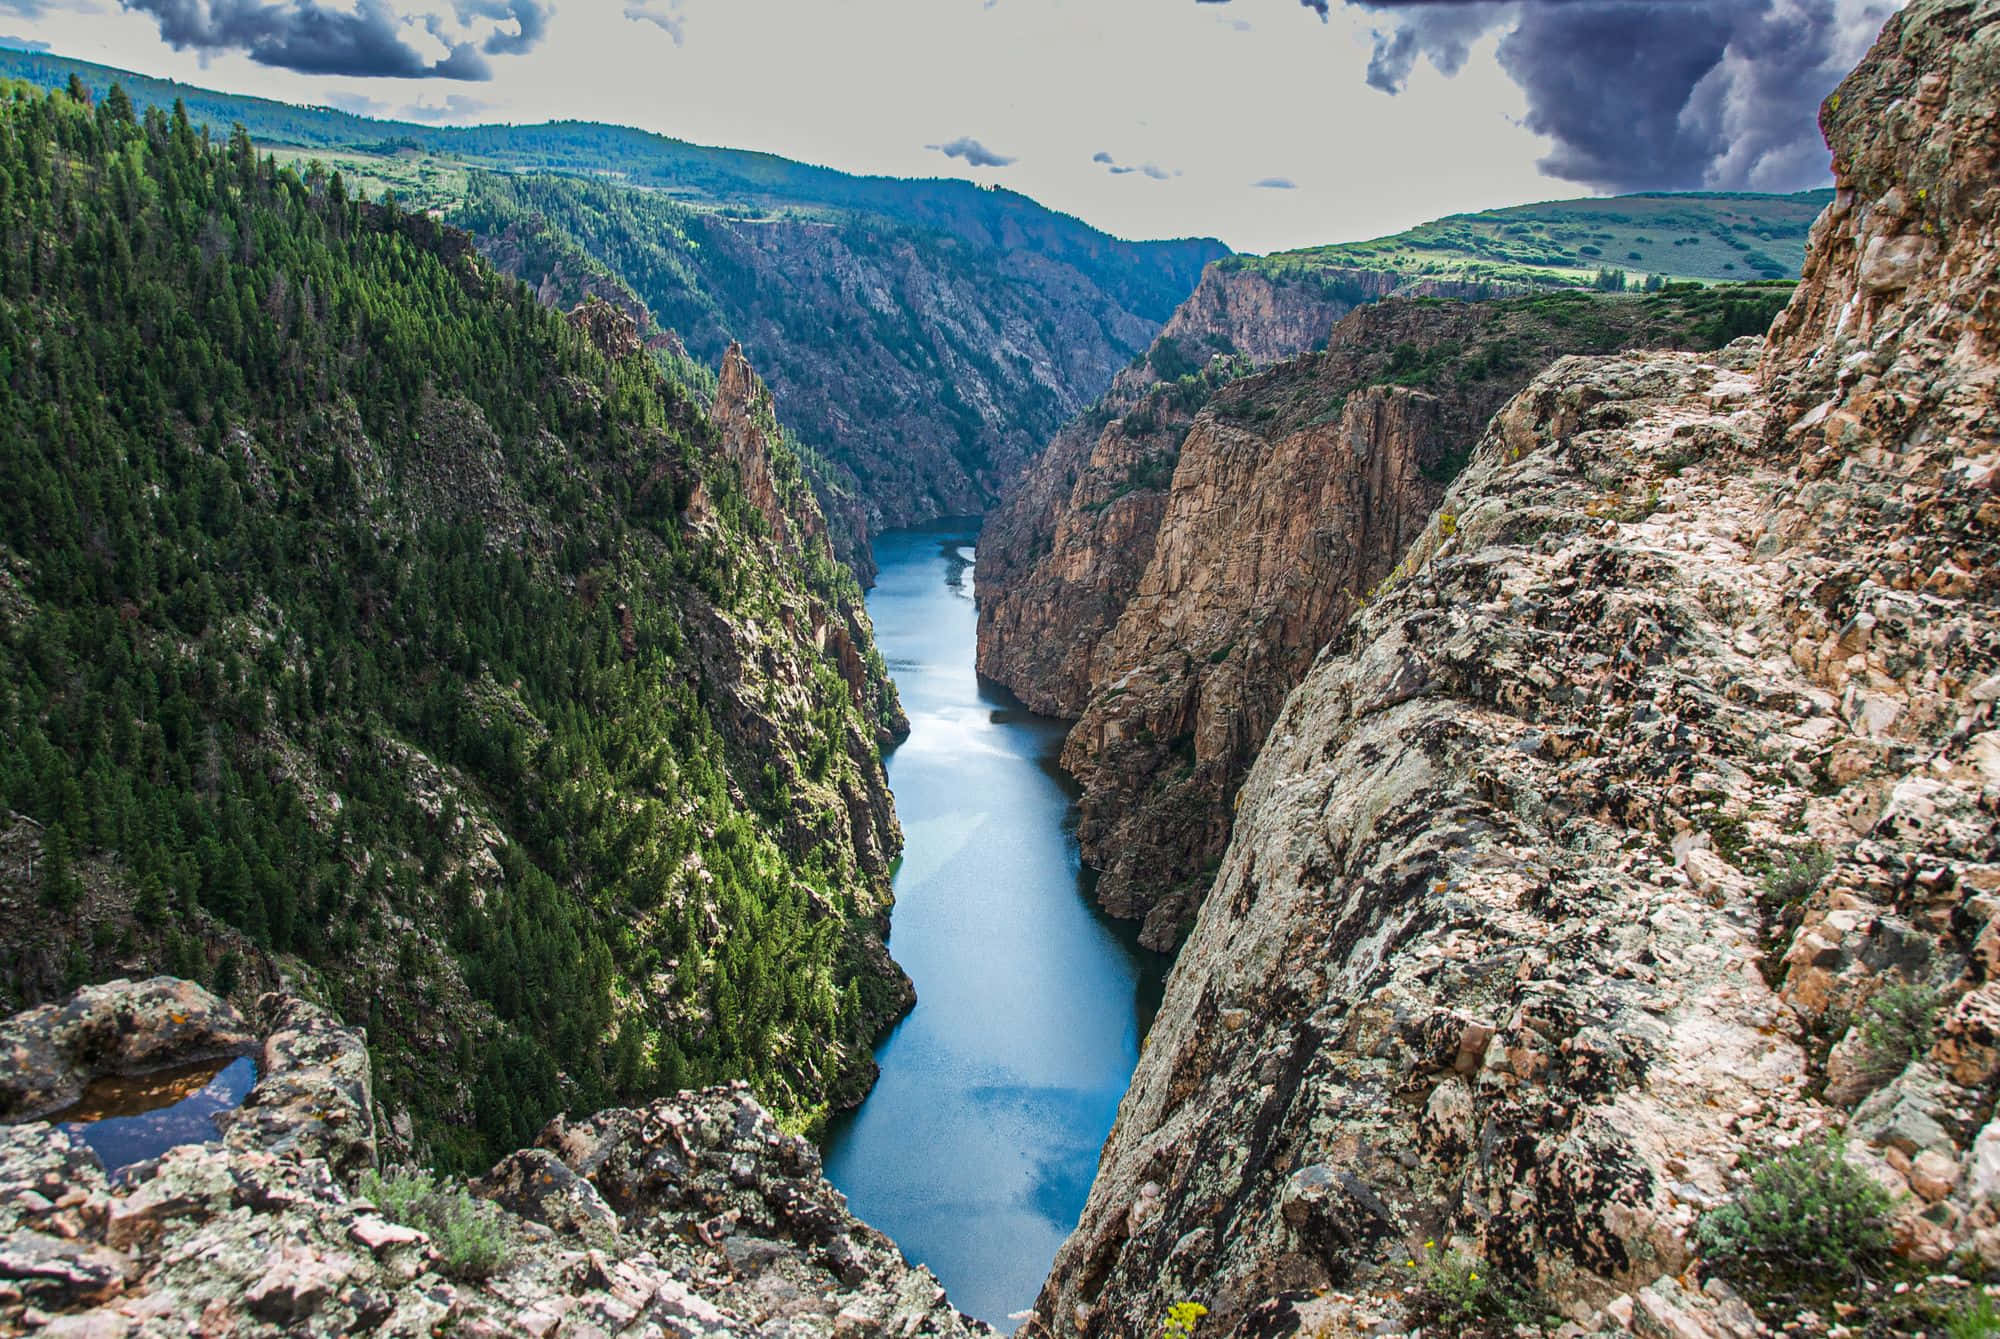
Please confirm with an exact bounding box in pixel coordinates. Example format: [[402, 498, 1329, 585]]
[[0, 0, 1902, 254]]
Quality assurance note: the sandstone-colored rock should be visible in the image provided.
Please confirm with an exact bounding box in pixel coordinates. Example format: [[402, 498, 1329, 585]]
[[1911, 1149, 1960, 1201], [243, 1241, 356, 1323], [103, 1145, 234, 1249], [0, 1230, 129, 1307], [1937, 984, 2000, 1088]]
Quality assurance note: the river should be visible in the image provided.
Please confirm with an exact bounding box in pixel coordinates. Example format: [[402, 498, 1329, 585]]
[[822, 522, 1169, 1328]]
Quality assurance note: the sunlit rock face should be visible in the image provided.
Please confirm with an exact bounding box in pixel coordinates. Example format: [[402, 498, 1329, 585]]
[[1036, 2, 2000, 1334], [982, 289, 1795, 949]]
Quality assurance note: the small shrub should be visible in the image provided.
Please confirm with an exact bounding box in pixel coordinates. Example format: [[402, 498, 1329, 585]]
[[358, 1166, 436, 1222], [358, 1165, 514, 1280], [1695, 1133, 1892, 1304], [428, 1190, 513, 1280], [1857, 982, 1942, 1081], [1403, 1243, 1536, 1336], [1758, 845, 1834, 909], [1950, 1290, 2000, 1339]]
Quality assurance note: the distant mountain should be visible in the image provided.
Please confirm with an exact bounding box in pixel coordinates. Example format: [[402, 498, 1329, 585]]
[[1241, 190, 1832, 292], [1101, 193, 1823, 427], [0, 47, 1223, 320], [0, 47, 1228, 546]]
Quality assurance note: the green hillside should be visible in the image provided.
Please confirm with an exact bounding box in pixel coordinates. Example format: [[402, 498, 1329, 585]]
[[0, 47, 1226, 537], [1238, 191, 1832, 291], [0, 78, 910, 1167]]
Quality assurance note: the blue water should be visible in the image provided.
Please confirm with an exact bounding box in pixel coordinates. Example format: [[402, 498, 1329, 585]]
[[822, 522, 1168, 1327], [59, 1054, 258, 1180]]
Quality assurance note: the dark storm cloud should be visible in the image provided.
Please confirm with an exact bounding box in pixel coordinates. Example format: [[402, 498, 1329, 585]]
[[929, 136, 1017, 167], [1347, 0, 1900, 191], [1357, 2, 1495, 91], [465, 0, 544, 55], [1210, 0, 1900, 193], [118, 0, 553, 80]]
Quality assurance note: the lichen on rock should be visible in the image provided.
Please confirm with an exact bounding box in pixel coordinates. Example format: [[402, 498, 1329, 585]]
[[0, 978, 990, 1339], [1036, 2, 2000, 1332]]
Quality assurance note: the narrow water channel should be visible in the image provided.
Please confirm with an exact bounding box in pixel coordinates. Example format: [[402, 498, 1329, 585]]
[[822, 522, 1169, 1328]]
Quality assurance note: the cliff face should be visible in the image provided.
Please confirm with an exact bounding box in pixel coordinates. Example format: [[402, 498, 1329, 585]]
[[478, 223, 883, 584], [976, 363, 1242, 720], [0, 980, 988, 1339], [1143, 263, 1516, 380], [669, 211, 1157, 532], [1040, 3, 2000, 1335], [461, 174, 1227, 548], [1057, 362, 1454, 948], [982, 291, 1795, 946]]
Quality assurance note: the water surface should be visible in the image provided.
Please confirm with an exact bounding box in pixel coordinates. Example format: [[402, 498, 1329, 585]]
[[823, 522, 1168, 1327], [58, 1053, 258, 1180]]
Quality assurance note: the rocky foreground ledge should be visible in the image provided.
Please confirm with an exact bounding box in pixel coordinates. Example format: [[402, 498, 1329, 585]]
[[0, 978, 988, 1339]]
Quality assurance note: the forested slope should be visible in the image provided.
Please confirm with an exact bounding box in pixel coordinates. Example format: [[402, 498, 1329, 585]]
[[456, 172, 1169, 535], [0, 49, 1228, 544], [0, 78, 911, 1167]]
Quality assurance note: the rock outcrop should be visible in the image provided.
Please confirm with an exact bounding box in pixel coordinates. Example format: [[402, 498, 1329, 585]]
[[977, 361, 1241, 722], [1141, 262, 1515, 383], [0, 980, 987, 1339], [0, 978, 255, 1123], [1038, 1, 2000, 1333], [981, 290, 1794, 945], [1056, 360, 1453, 948]]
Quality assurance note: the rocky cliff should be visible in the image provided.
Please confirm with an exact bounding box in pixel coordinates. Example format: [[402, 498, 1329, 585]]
[[981, 289, 1793, 947], [1139, 263, 1514, 384], [0, 979, 987, 1339], [1038, 1, 2000, 1334], [476, 225, 882, 583]]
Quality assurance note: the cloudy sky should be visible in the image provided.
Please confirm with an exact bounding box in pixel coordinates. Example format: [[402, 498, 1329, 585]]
[[0, 0, 1900, 253]]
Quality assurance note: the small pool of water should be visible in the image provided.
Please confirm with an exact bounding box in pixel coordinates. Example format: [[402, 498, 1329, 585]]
[[56, 1054, 258, 1180]]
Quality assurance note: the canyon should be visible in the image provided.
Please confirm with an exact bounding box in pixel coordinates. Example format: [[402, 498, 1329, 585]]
[[6, 0, 2000, 1336]]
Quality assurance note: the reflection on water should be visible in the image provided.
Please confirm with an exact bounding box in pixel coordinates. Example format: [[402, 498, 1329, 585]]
[[822, 521, 1170, 1327], [57, 1054, 258, 1180]]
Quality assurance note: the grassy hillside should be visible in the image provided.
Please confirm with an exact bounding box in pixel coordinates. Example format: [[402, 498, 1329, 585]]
[[1238, 191, 1831, 291], [0, 78, 912, 1168]]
